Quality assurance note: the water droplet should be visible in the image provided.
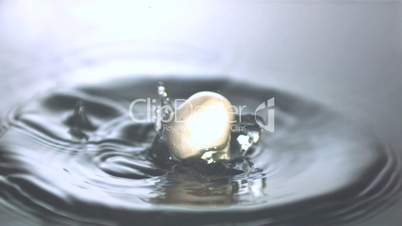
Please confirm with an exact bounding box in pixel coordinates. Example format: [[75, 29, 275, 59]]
[[65, 101, 95, 140]]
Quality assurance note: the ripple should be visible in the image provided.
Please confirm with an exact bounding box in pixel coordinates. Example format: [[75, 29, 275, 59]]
[[0, 78, 400, 226]]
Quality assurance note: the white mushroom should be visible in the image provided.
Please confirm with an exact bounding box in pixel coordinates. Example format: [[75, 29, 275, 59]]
[[166, 91, 234, 161]]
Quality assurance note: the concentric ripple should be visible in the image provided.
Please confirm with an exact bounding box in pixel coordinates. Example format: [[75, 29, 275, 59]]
[[0, 78, 400, 226]]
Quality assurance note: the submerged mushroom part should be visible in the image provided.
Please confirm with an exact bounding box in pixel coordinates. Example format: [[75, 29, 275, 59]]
[[165, 91, 234, 162]]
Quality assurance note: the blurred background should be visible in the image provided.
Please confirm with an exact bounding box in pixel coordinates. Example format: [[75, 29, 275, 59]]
[[0, 0, 401, 225]]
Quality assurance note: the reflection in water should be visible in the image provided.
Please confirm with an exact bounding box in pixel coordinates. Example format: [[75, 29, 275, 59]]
[[0, 78, 400, 226], [151, 170, 237, 205], [151, 170, 267, 206]]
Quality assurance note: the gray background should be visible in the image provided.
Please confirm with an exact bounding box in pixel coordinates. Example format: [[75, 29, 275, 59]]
[[0, 0, 401, 225]]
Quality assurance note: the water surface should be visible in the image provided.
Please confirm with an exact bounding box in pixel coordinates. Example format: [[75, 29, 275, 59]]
[[0, 78, 400, 226]]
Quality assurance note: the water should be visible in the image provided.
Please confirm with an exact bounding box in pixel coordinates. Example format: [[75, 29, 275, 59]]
[[0, 78, 400, 226]]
